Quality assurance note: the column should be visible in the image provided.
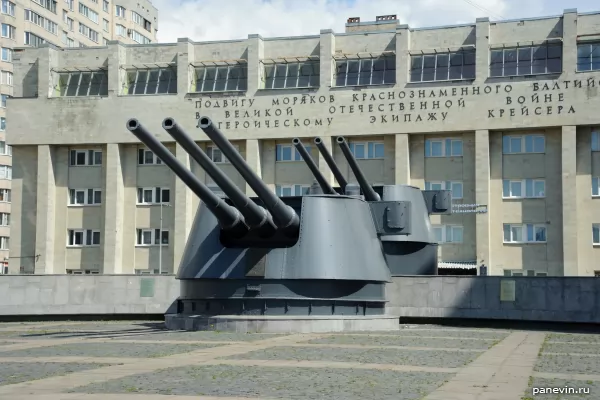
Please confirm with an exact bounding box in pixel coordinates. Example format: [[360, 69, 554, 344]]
[[475, 130, 491, 274], [562, 126, 578, 276], [34, 145, 56, 274], [475, 18, 490, 84], [395, 25, 410, 85], [394, 134, 410, 184], [173, 143, 192, 273], [319, 30, 335, 88], [107, 41, 126, 96], [245, 139, 262, 196], [316, 136, 335, 187], [562, 9, 578, 76], [37, 45, 59, 98], [409, 134, 425, 189], [176, 38, 194, 95], [102, 144, 124, 274], [246, 34, 264, 94]]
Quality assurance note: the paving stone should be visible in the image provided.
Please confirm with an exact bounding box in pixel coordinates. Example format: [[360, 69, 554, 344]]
[[543, 342, 600, 355], [114, 331, 285, 342], [525, 377, 598, 399], [70, 365, 453, 400], [308, 335, 495, 350], [0, 342, 219, 358], [535, 354, 600, 375], [225, 346, 480, 368], [547, 333, 600, 343], [0, 362, 113, 386], [358, 328, 509, 340]]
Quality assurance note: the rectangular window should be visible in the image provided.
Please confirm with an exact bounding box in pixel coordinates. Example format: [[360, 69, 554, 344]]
[[0, 165, 11, 179], [68, 188, 102, 205], [577, 42, 600, 72], [502, 134, 545, 154], [116, 24, 126, 37], [31, 0, 56, 13], [136, 228, 169, 246], [67, 229, 101, 246], [275, 184, 310, 197], [335, 55, 395, 87], [1, 94, 8, 107], [0, 189, 11, 202], [137, 148, 164, 165], [102, 0, 108, 12], [115, 5, 125, 17], [503, 223, 547, 243], [65, 0, 73, 11], [593, 131, 600, 152], [102, 18, 109, 32], [1, 24, 15, 39], [502, 179, 545, 199], [593, 224, 600, 245], [125, 68, 176, 95], [276, 144, 311, 162], [425, 138, 463, 157], [0, 236, 8, 250], [131, 10, 142, 25], [58, 70, 108, 96], [0, 140, 11, 156], [136, 187, 170, 204], [0, 47, 11, 62], [490, 43, 562, 77], [1, 0, 15, 16], [69, 149, 102, 166], [432, 224, 464, 244], [593, 177, 600, 197], [0, 71, 11, 86], [67, 17, 74, 31], [24, 32, 47, 47], [263, 61, 319, 89], [348, 142, 385, 159], [425, 181, 463, 199], [25, 9, 59, 34], [194, 65, 247, 92], [206, 145, 239, 163], [0, 212, 9, 226], [132, 30, 151, 44], [78, 22, 99, 43], [410, 50, 475, 82], [79, 2, 99, 23]]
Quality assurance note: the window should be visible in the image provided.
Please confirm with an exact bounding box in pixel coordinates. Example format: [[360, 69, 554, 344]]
[[1, 48, 12, 62], [0, 236, 8, 250], [25, 9, 58, 34], [0, 165, 11, 179], [137, 148, 164, 165], [594, 177, 600, 197], [593, 131, 600, 152], [432, 225, 463, 243], [131, 10, 142, 25], [78, 22, 99, 42], [0, 212, 9, 226], [275, 184, 310, 197], [137, 187, 170, 204], [504, 269, 546, 277], [1, 71, 12, 85], [24, 32, 47, 47], [425, 181, 463, 199], [1, 94, 7, 107], [503, 223, 547, 243], [0, 118, 4, 131], [335, 55, 395, 86], [69, 188, 101, 205], [79, 3, 99, 23], [61, 31, 74, 47], [263, 61, 319, 89], [425, 138, 463, 157], [58, 70, 108, 96], [132, 30, 151, 44], [490, 43, 562, 77], [275, 144, 311, 162], [502, 134, 545, 154], [67, 229, 101, 246], [194, 65, 247, 92], [577, 42, 600, 72], [31, 0, 57, 13], [67, 269, 100, 274], [349, 141, 385, 159], [206, 145, 239, 163], [593, 224, 600, 245], [116, 24, 126, 36], [102, 0, 108, 12], [0, 189, 11, 202], [66, 17, 74, 31], [410, 50, 475, 82], [143, 19, 151, 32], [1, 24, 15, 39], [136, 229, 169, 246], [1, 0, 14, 16], [0, 141, 11, 156], [502, 179, 545, 199], [115, 5, 125, 17], [65, 0, 73, 11], [125, 68, 176, 95], [69, 149, 102, 166], [102, 18, 109, 32]]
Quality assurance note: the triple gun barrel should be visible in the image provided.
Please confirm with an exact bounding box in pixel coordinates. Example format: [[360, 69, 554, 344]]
[[126, 116, 379, 240]]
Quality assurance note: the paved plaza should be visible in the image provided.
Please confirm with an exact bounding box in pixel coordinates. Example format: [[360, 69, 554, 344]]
[[0, 321, 598, 399]]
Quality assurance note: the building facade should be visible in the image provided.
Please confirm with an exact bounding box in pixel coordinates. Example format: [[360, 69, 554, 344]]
[[6, 9, 600, 276], [0, 0, 158, 272]]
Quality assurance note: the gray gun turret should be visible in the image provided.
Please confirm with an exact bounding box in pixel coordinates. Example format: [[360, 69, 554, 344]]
[[336, 136, 381, 201], [314, 137, 348, 192], [292, 138, 337, 195]]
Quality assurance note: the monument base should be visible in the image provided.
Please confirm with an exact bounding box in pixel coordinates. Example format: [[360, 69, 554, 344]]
[[164, 314, 400, 333]]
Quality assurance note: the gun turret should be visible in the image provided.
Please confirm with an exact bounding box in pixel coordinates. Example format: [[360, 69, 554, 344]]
[[162, 118, 277, 237], [314, 137, 348, 192], [336, 136, 381, 201], [292, 138, 336, 195], [126, 118, 248, 237], [197, 116, 300, 237]]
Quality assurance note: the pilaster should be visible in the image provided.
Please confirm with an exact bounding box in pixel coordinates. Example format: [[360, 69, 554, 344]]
[[475, 18, 490, 84], [38, 45, 59, 98], [475, 130, 491, 273], [176, 38, 195, 95], [173, 143, 192, 273], [395, 25, 410, 86], [34, 145, 55, 273], [316, 136, 335, 187], [107, 41, 126, 96], [562, 9, 578, 77], [562, 125, 578, 275], [102, 143, 124, 274], [319, 29, 335, 88], [246, 34, 264, 94], [394, 134, 410, 184], [244, 139, 262, 196]]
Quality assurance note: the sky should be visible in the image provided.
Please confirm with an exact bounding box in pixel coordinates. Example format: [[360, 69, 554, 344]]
[[149, 0, 600, 43]]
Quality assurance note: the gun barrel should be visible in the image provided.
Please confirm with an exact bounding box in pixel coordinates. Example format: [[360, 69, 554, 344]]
[[126, 119, 247, 235], [197, 116, 299, 234], [292, 138, 336, 195], [336, 136, 381, 201], [314, 137, 348, 191], [162, 118, 275, 235]]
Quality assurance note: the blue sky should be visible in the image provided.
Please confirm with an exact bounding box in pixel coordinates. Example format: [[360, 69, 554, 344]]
[[151, 0, 600, 43]]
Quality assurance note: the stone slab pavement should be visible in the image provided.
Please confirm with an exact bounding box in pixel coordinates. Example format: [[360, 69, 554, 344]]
[[0, 321, 598, 399]]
